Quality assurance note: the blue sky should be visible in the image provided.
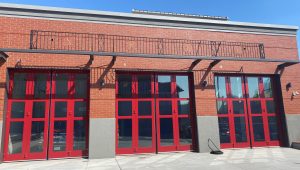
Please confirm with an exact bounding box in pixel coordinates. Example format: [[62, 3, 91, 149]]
[[0, 0, 299, 53]]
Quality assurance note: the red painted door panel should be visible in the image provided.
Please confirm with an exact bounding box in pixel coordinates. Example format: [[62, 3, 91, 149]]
[[116, 72, 195, 154], [4, 70, 89, 161]]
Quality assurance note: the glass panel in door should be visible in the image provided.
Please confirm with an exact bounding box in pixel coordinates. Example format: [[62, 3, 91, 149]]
[[160, 118, 174, 146], [8, 122, 24, 154], [158, 76, 172, 98]]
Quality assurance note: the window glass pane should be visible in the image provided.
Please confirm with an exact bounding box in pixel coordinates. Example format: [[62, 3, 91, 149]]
[[118, 119, 132, 148], [32, 102, 45, 118], [138, 119, 152, 147], [176, 76, 189, 98], [158, 76, 171, 98], [34, 74, 47, 99], [138, 101, 151, 116], [73, 120, 86, 150], [53, 121, 66, 151], [138, 75, 151, 98], [216, 100, 228, 114], [75, 74, 88, 98], [266, 100, 275, 113], [159, 101, 172, 115], [160, 118, 174, 146], [30, 121, 44, 153], [178, 100, 190, 115], [268, 117, 279, 141], [55, 102, 67, 118], [252, 116, 265, 141], [233, 100, 244, 114], [214, 76, 227, 98], [11, 102, 25, 118], [234, 117, 247, 142], [8, 122, 24, 154], [75, 101, 87, 117], [250, 101, 262, 114], [55, 74, 68, 98], [12, 73, 27, 99], [230, 77, 243, 98], [118, 101, 132, 116], [218, 117, 230, 143], [179, 118, 192, 145], [263, 77, 273, 98], [247, 77, 260, 98], [118, 75, 132, 98]]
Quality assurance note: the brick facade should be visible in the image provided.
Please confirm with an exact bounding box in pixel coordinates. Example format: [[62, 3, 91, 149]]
[[0, 16, 299, 120]]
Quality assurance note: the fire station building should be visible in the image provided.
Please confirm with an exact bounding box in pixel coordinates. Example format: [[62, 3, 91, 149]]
[[0, 3, 299, 162]]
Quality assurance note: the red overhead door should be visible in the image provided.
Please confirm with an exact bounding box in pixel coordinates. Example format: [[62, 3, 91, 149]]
[[215, 75, 282, 149], [3, 70, 89, 161], [116, 72, 195, 154]]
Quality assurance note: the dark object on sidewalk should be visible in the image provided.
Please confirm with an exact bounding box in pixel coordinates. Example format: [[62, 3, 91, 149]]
[[208, 138, 224, 155]]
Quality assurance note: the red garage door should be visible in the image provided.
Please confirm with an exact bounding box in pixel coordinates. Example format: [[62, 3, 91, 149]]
[[3, 70, 89, 161], [215, 75, 282, 149], [116, 72, 196, 154]]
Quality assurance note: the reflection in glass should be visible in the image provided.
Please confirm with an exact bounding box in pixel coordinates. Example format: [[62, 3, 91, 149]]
[[233, 100, 244, 114], [176, 76, 189, 98], [138, 101, 151, 116], [252, 116, 265, 141], [266, 100, 275, 113], [250, 101, 262, 114], [8, 122, 24, 154], [179, 118, 192, 145], [12, 73, 27, 99], [33, 102, 45, 118], [158, 76, 171, 98], [234, 117, 247, 142], [160, 118, 174, 146], [75, 74, 88, 98], [138, 119, 152, 147], [217, 100, 228, 114], [218, 117, 230, 143], [230, 77, 243, 98], [268, 116, 279, 141], [159, 101, 172, 115], [118, 75, 132, 98], [247, 77, 260, 98], [11, 102, 25, 118], [263, 77, 273, 98], [75, 101, 87, 117], [138, 75, 151, 98], [178, 101, 190, 115], [55, 74, 68, 98], [73, 120, 86, 150], [55, 102, 67, 117], [34, 74, 47, 99], [215, 76, 227, 98], [118, 101, 132, 116], [53, 121, 66, 151], [30, 121, 44, 153], [118, 119, 132, 148]]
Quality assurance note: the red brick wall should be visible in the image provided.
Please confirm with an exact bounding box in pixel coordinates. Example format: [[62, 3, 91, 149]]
[[0, 16, 299, 120]]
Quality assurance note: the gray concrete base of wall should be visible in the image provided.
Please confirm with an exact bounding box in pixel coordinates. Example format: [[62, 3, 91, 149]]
[[196, 116, 220, 153], [286, 114, 300, 147], [89, 118, 115, 159]]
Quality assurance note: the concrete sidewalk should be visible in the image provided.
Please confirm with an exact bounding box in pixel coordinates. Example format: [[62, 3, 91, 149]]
[[0, 147, 299, 170]]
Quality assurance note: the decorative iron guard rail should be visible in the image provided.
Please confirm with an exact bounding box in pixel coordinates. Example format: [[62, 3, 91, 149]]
[[30, 30, 265, 59]]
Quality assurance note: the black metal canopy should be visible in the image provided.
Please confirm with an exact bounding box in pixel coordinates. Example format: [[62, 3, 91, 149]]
[[0, 30, 298, 71]]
